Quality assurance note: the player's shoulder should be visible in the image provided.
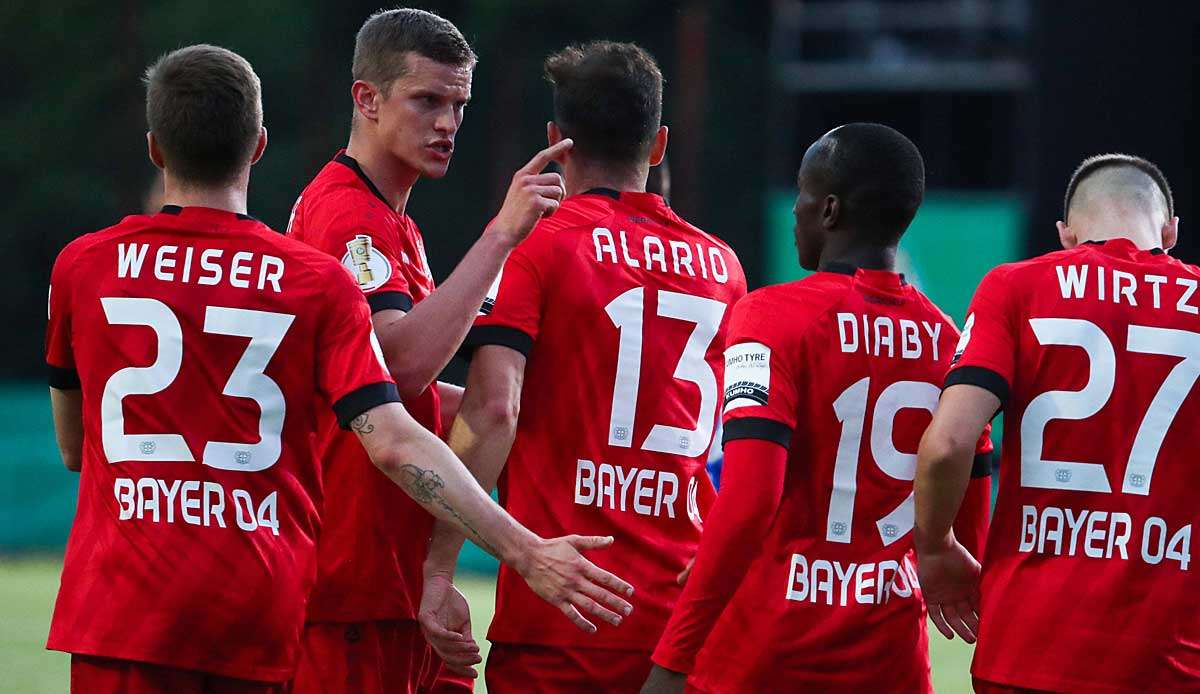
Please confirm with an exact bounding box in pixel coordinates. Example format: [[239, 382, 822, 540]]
[[663, 206, 737, 254], [1161, 253, 1200, 279], [245, 219, 351, 278], [734, 275, 852, 337], [908, 286, 961, 333], [295, 162, 393, 232], [53, 214, 157, 269], [986, 247, 1086, 282]]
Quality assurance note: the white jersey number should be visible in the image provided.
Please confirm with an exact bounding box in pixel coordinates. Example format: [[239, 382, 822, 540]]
[[605, 287, 727, 457], [1021, 318, 1200, 496], [827, 377, 940, 546], [100, 297, 295, 470]]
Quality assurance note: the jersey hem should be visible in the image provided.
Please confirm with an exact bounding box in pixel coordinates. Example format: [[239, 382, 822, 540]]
[[722, 417, 792, 448], [971, 452, 993, 478], [49, 642, 292, 684], [945, 365, 1010, 406], [48, 363, 81, 389], [332, 381, 401, 428], [460, 325, 535, 359], [972, 666, 1135, 694], [367, 291, 414, 314]]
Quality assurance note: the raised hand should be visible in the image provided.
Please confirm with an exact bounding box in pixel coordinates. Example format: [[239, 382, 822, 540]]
[[513, 534, 635, 633], [489, 139, 573, 245], [417, 573, 481, 678]]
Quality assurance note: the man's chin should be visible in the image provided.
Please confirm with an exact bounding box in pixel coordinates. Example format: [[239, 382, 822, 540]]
[[420, 160, 452, 180]]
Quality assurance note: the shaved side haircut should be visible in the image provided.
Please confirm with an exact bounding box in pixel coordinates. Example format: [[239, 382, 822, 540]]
[[1064, 153, 1174, 222]]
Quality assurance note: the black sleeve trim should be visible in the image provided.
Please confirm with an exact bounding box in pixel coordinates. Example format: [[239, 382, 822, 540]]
[[723, 417, 793, 449], [458, 325, 535, 361], [367, 291, 413, 314], [944, 366, 1010, 406], [48, 364, 80, 390], [333, 381, 401, 429], [971, 452, 994, 479]]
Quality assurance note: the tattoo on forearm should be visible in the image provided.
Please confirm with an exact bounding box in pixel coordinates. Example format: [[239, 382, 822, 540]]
[[398, 464, 498, 557], [351, 413, 374, 434]]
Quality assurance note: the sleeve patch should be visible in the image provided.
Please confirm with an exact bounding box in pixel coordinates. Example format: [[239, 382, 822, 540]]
[[723, 342, 771, 412], [479, 268, 503, 316], [341, 234, 393, 291], [952, 312, 975, 366]]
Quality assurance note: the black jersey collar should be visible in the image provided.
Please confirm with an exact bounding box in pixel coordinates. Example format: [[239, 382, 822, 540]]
[[334, 152, 393, 208], [581, 187, 621, 200], [160, 204, 252, 221], [1081, 238, 1165, 255], [820, 260, 908, 285]]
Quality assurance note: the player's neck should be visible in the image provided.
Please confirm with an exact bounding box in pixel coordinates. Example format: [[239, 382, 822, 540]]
[[563, 160, 648, 197], [818, 242, 897, 273], [345, 134, 417, 215], [1074, 224, 1162, 251], [160, 171, 249, 215]]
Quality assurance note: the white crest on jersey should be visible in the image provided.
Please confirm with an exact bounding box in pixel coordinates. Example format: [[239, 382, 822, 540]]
[[723, 342, 770, 412], [341, 234, 393, 292]]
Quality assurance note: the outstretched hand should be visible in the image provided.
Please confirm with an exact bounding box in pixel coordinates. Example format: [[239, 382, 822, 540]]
[[515, 534, 635, 633], [417, 573, 480, 678]]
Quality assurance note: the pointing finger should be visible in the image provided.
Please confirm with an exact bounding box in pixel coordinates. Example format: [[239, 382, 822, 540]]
[[521, 138, 573, 174]]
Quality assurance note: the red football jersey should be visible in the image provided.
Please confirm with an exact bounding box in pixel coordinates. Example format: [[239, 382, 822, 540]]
[[287, 151, 441, 622], [466, 189, 747, 650], [683, 268, 992, 693], [947, 238, 1200, 692], [44, 205, 398, 682]]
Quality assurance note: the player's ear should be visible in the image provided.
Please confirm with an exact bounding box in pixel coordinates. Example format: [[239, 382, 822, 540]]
[[249, 127, 268, 166], [648, 126, 668, 167], [1056, 221, 1078, 249], [147, 132, 165, 170], [821, 194, 840, 230], [1162, 216, 1179, 251], [351, 80, 380, 123]]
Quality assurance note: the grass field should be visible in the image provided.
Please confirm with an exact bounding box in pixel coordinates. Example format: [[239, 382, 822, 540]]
[[0, 556, 974, 692]]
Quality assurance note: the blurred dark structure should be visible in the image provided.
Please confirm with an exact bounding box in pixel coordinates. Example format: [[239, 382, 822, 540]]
[[1, 1, 769, 380], [1024, 2, 1197, 258], [1, 1, 1196, 380]]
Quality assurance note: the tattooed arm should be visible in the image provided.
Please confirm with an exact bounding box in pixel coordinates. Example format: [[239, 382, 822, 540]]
[[424, 345, 525, 579], [350, 401, 635, 633]]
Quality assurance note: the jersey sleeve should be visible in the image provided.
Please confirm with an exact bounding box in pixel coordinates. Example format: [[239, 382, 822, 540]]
[[315, 265, 402, 428], [720, 291, 802, 449], [459, 230, 549, 359], [305, 193, 414, 314], [46, 240, 82, 389], [954, 427, 994, 559], [944, 265, 1019, 405]]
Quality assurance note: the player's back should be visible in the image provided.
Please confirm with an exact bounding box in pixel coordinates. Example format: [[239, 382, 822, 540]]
[[470, 189, 746, 650], [45, 205, 393, 681], [950, 238, 1200, 692], [692, 267, 966, 692]]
